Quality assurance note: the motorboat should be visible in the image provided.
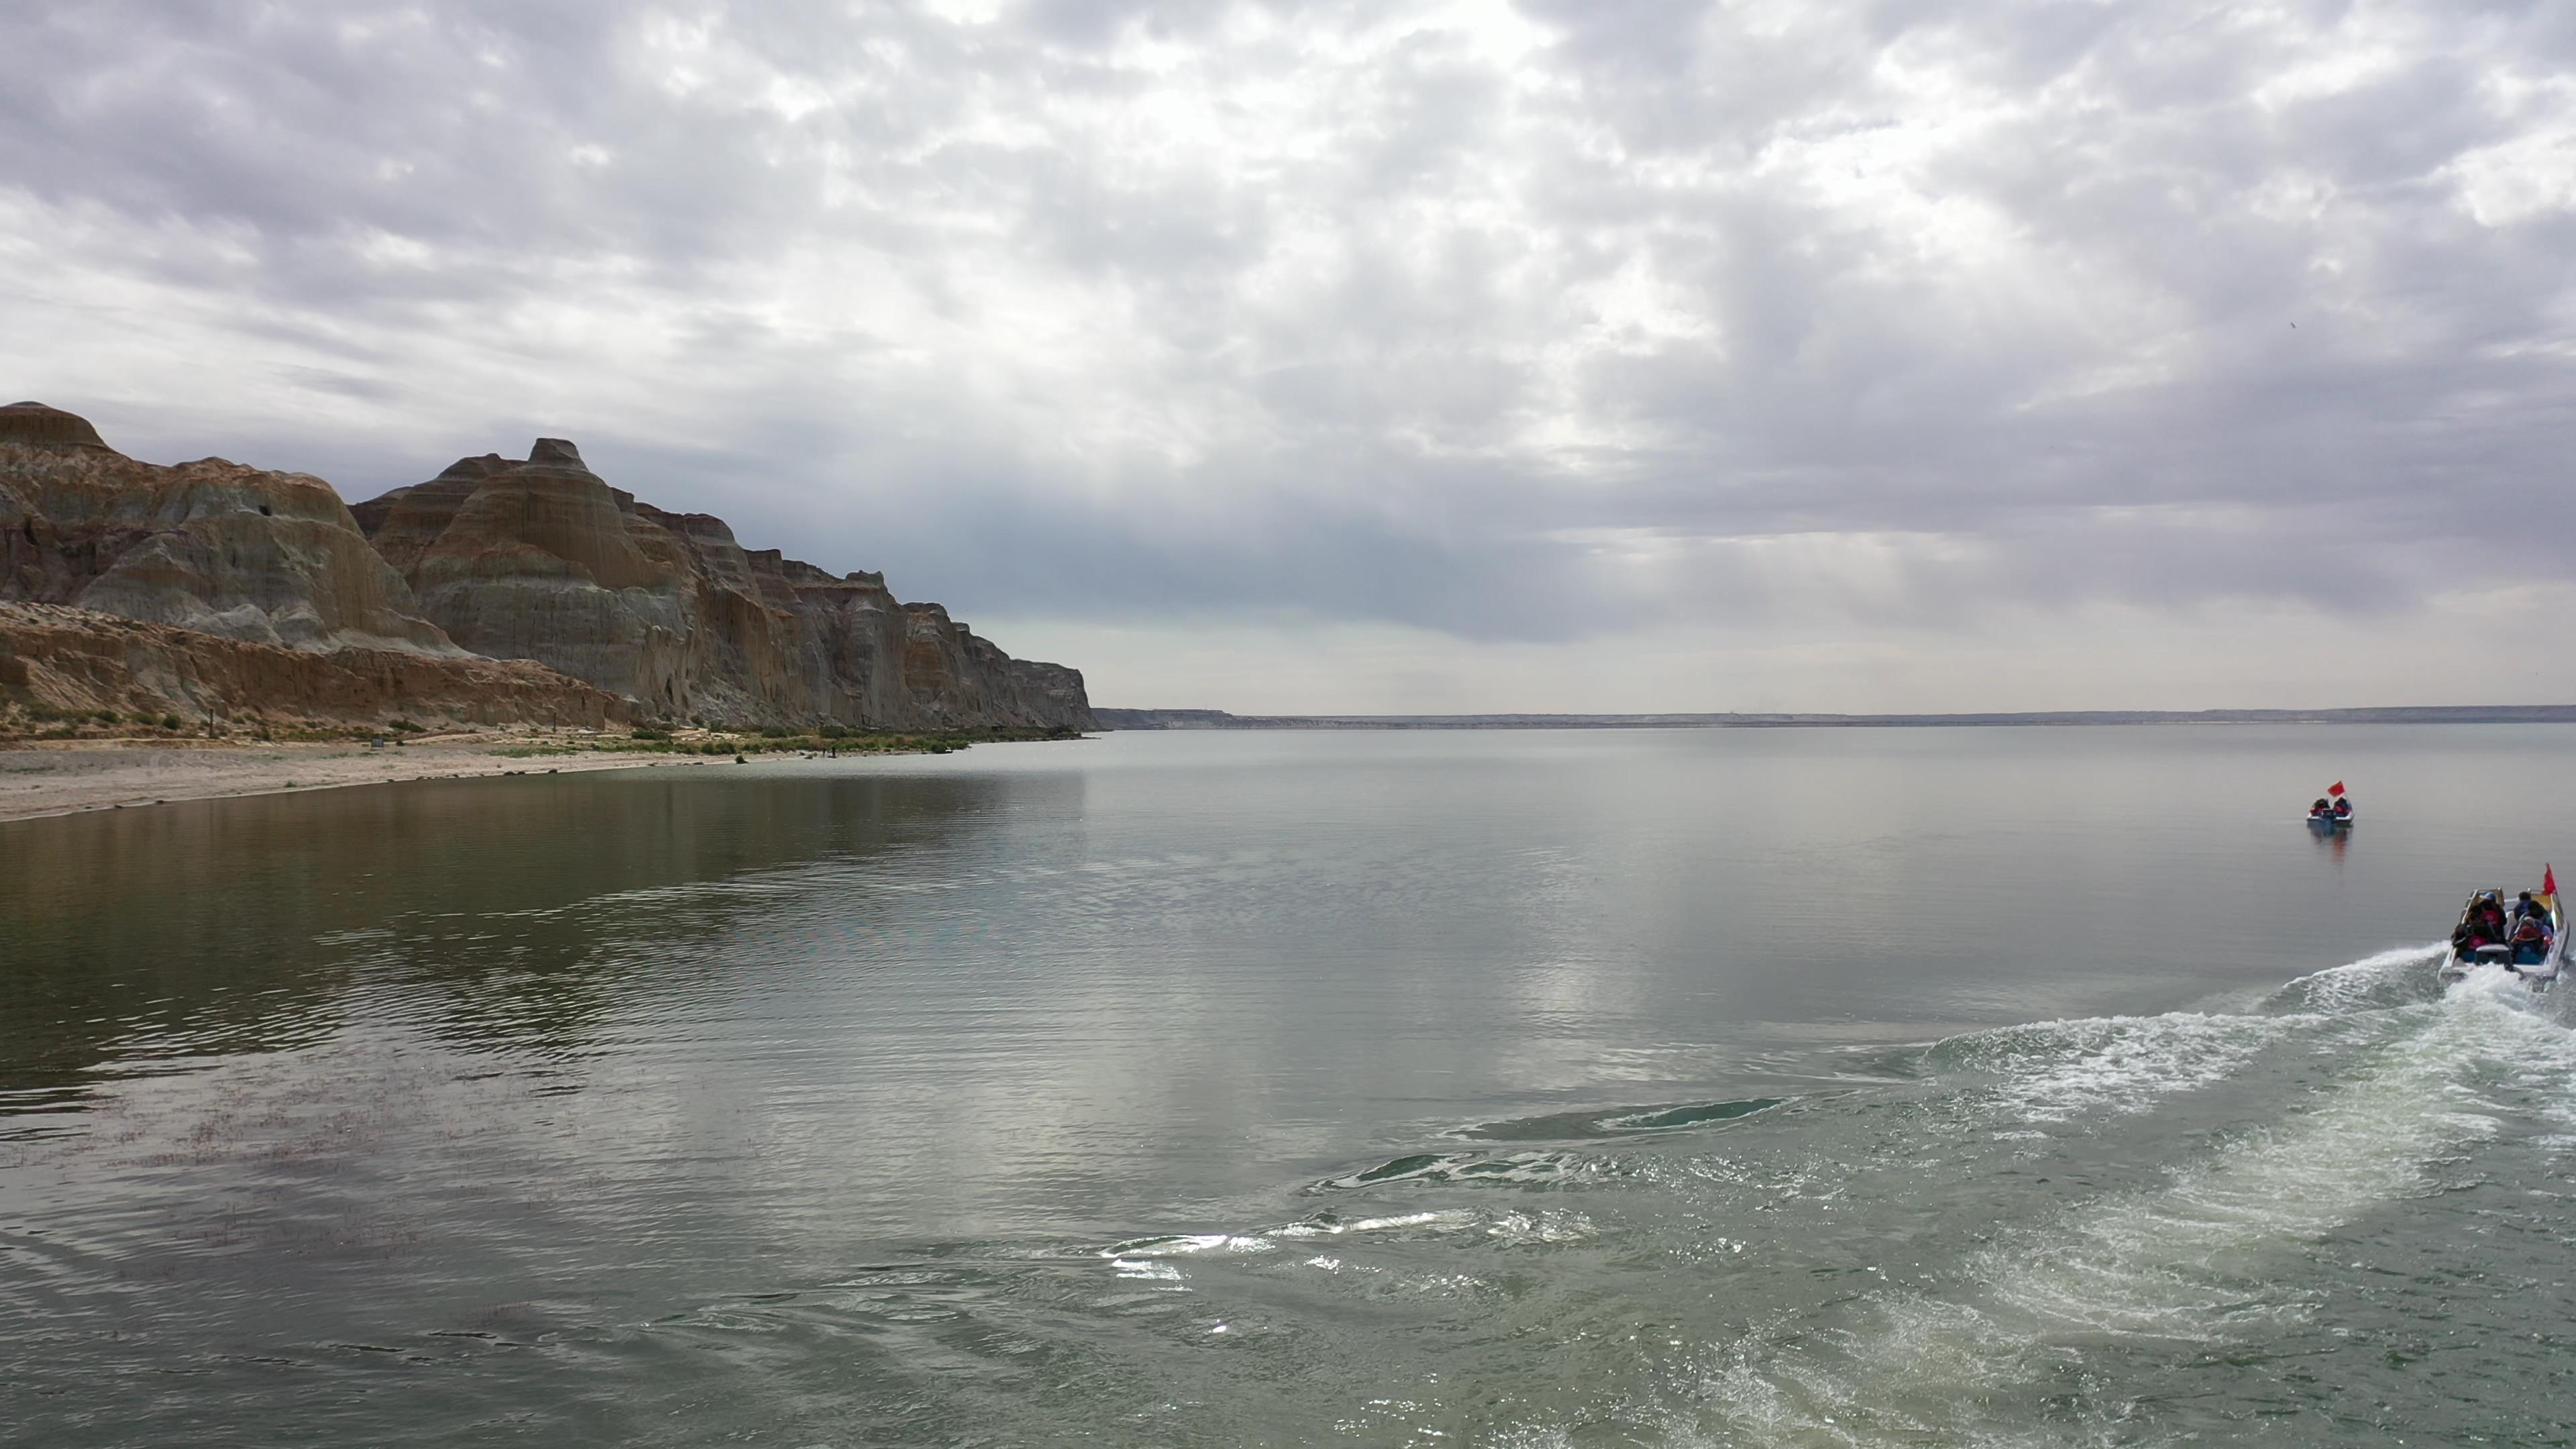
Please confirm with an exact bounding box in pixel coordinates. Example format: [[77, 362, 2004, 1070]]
[[2438, 869, 2565, 988], [2305, 782, 2353, 829]]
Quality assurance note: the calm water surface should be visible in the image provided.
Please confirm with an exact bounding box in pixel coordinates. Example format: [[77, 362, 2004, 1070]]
[[5, 727, 2576, 1445]]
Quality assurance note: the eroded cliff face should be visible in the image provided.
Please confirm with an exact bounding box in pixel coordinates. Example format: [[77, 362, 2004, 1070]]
[[352, 438, 1095, 731], [0, 402, 459, 656], [360, 441, 697, 711], [0, 602, 623, 727], [0, 405, 1093, 733]]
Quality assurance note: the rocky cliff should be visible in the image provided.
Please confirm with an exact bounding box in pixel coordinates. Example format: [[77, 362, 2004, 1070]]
[[353, 439, 1095, 731], [0, 406, 1094, 733], [0, 602, 625, 727], [0, 402, 458, 655]]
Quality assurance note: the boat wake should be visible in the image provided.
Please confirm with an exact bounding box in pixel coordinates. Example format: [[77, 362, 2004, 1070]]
[[1925, 1008, 2307, 1126], [631, 941, 2576, 1448], [1623, 948, 2576, 1447], [2273, 939, 2447, 1012]]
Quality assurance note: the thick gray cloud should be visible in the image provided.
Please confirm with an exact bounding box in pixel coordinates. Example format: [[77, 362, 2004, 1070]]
[[5, 0, 2573, 707]]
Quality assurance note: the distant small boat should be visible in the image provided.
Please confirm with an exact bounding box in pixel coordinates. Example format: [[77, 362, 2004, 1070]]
[[2439, 869, 2564, 989], [2306, 781, 2353, 828]]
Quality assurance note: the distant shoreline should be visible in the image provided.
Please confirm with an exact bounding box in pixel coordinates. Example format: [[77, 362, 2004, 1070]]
[[0, 727, 1057, 824], [1093, 706, 2576, 731], [0, 735, 731, 824]]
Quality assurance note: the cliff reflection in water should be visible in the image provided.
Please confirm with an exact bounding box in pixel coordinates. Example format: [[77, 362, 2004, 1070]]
[[0, 769, 1030, 1122]]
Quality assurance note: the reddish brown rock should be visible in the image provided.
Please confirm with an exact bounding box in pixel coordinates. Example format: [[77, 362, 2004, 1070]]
[[353, 440, 1095, 731], [0, 602, 625, 727], [0, 401, 113, 452], [0, 404, 458, 655], [1, 406, 1095, 733]]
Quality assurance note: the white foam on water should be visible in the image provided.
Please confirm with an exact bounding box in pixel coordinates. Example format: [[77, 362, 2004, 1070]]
[[1651, 987, 2576, 1447], [1099, 1232, 1278, 1286], [1108, 1205, 1534, 1291], [1933, 941, 2453, 1134], [1317, 1148, 1593, 1191], [1102, 1233, 1275, 1258], [1273, 1210, 1463, 1237], [1942, 1010, 2300, 1126], [1481, 1209, 1597, 1246], [2282, 940, 2445, 1011], [1464, 947, 2536, 1448], [1980, 1023, 2499, 1338]]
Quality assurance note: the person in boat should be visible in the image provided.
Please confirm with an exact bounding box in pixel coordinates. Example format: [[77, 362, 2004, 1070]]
[[2330, 795, 2353, 819], [2310, 797, 2334, 819], [2513, 910, 2552, 966], [2475, 893, 2512, 943], [2454, 918, 2485, 957]]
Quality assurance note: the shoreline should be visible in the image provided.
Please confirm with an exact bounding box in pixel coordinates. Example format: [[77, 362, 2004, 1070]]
[[0, 734, 741, 824]]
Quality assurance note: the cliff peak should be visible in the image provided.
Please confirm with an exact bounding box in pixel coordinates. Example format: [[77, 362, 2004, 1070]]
[[436, 454, 509, 481], [0, 401, 115, 453], [351, 437, 1095, 731]]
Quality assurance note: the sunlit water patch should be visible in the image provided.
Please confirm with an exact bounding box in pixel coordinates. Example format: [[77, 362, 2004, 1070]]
[[11, 728, 2576, 1445]]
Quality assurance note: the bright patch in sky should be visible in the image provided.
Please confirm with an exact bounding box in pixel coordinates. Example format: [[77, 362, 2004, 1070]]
[[5, 0, 2573, 710]]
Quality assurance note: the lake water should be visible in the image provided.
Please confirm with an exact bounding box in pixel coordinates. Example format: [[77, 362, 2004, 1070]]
[[6, 726, 2576, 1446]]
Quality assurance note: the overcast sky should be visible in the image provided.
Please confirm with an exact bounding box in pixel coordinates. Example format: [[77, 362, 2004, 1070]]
[[7, 0, 2573, 711]]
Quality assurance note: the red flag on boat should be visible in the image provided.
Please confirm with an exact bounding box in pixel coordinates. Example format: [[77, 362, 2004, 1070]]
[[2328, 781, 2345, 797], [2546, 864, 2559, 898]]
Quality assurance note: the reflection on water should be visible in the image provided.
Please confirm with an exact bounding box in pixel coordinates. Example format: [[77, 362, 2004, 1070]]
[[2, 770, 1036, 1112], [7, 729, 2576, 1446]]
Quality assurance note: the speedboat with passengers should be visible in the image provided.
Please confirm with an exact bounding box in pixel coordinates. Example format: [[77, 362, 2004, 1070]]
[[2439, 867, 2565, 988]]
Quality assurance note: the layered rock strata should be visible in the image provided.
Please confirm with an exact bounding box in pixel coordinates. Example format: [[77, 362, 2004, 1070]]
[[1, 402, 458, 655], [0, 602, 624, 727], [354, 440, 1095, 731], [0, 405, 1093, 732]]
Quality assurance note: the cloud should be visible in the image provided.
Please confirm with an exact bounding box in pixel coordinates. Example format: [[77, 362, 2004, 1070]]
[[3, 0, 2573, 706]]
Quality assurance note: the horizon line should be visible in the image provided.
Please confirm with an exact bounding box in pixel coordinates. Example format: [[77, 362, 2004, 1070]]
[[1091, 704, 2576, 729]]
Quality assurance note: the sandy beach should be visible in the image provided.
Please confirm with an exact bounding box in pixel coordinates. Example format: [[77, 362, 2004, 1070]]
[[0, 733, 734, 823]]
